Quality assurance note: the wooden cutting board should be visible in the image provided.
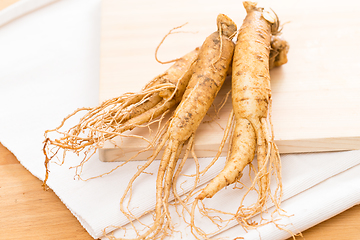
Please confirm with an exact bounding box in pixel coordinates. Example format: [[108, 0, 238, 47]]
[[99, 0, 360, 161]]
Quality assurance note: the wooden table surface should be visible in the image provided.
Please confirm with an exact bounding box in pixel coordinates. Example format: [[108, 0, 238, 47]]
[[1, 1, 360, 240]]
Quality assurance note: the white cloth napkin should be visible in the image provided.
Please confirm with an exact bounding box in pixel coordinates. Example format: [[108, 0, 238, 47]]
[[1, 0, 359, 239]]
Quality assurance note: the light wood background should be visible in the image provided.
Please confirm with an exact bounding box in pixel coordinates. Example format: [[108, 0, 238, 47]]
[[1, 1, 360, 240], [99, 0, 360, 162]]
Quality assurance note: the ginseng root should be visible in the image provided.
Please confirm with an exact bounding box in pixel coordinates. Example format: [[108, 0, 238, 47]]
[[269, 35, 289, 69], [195, 1, 288, 233], [115, 13, 237, 240], [43, 48, 199, 187]]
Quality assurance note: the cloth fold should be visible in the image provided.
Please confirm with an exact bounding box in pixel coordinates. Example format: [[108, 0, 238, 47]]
[[1, 0, 359, 239], [0, 0, 58, 27]]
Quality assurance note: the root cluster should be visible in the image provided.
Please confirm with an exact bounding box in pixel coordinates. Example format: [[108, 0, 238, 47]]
[[43, 2, 291, 239]]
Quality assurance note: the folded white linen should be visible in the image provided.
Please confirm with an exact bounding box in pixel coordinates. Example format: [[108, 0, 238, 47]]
[[104, 151, 360, 239], [0, 0, 359, 239], [0, 0, 58, 27]]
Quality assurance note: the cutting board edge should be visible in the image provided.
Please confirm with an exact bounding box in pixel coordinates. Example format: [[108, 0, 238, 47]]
[[99, 136, 360, 162]]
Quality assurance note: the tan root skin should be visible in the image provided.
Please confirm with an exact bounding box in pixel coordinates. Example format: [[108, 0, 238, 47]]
[[231, 1, 274, 204], [270, 35, 289, 69], [198, 1, 285, 201], [194, 2, 285, 236], [113, 14, 237, 240]]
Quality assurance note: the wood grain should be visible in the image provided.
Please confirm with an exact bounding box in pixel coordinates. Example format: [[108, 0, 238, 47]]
[[0, 143, 95, 240], [1, 143, 359, 239], [99, 0, 360, 161], [286, 204, 360, 240]]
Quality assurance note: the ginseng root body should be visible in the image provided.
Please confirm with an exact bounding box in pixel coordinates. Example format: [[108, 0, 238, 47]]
[[196, 1, 286, 229], [116, 14, 237, 240]]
